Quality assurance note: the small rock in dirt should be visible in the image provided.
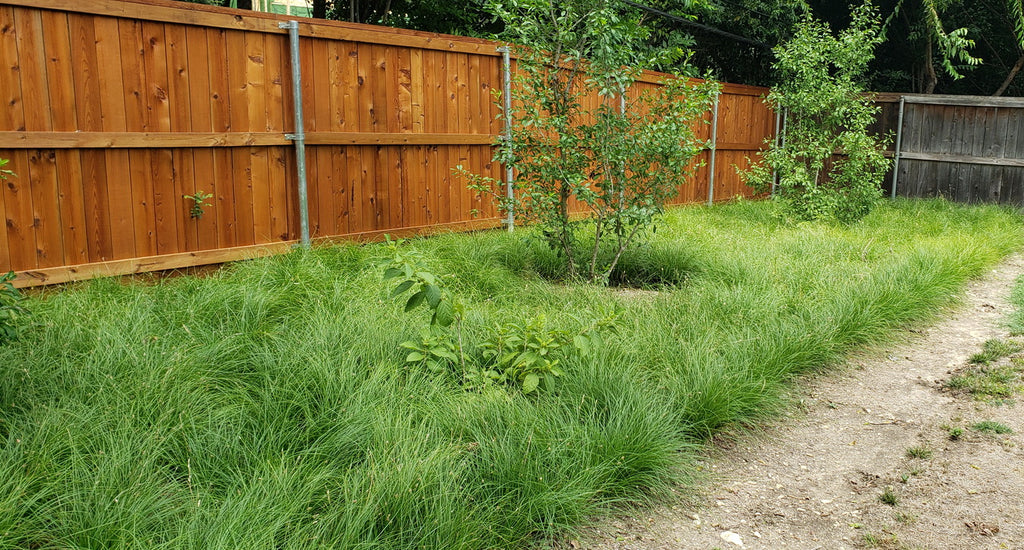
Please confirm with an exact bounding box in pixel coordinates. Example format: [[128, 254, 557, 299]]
[[720, 530, 744, 547]]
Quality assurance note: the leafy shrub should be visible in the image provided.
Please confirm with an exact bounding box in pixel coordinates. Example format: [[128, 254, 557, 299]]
[[470, 0, 717, 283], [381, 237, 617, 393], [747, 1, 891, 223]]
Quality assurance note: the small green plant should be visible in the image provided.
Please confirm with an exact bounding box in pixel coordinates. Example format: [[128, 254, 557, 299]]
[[971, 420, 1013, 434], [879, 486, 900, 507], [382, 236, 617, 394], [0, 271, 29, 343], [0, 157, 14, 181], [184, 190, 214, 220], [947, 426, 964, 440], [474, 312, 618, 393], [905, 446, 933, 460], [968, 338, 1024, 365]]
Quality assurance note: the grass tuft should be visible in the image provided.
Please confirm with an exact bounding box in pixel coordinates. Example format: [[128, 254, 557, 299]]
[[905, 446, 933, 460], [971, 420, 1013, 434], [969, 338, 1024, 365], [879, 486, 900, 507]]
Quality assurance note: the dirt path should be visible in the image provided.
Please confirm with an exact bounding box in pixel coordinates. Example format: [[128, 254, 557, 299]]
[[568, 255, 1024, 550]]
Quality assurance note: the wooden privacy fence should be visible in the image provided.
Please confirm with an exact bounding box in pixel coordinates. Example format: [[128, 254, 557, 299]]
[[0, 0, 774, 287], [872, 93, 1024, 204]]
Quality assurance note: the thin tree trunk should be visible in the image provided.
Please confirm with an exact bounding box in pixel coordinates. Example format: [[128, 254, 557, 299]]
[[993, 53, 1024, 96], [923, 36, 938, 94]]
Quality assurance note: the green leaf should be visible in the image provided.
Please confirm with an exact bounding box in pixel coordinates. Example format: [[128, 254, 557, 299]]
[[405, 351, 426, 362], [429, 347, 457, 361], [425, 284, 442, 309], [573, 334, 590, 356], [405, 290, 427, 312], [417, 271, 437, 285], [383, 267, 403, 280], [522, 373, 540, 393], [389, 279, 415, 298], [434, 300, 455, 327]]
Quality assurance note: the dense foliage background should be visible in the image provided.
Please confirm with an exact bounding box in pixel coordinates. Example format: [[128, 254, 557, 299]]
[[180, 0, 1023, 96]]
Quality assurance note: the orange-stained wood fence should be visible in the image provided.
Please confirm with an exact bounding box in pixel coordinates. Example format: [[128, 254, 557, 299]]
[[0, 0, 775, 287]]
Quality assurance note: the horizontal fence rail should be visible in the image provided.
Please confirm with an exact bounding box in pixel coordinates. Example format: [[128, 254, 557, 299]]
[[0, 0, 774, 287]]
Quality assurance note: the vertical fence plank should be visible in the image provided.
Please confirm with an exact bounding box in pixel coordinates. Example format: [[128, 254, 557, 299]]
[[94, 16, 133, 260], [4, 150, 35, 270], [410, 49, 424, 133], [0, 6, 25, 134], [14, 8, 53, 132], [185, 25, 218, 250], [226, 29, 255, 246], [166, 23, 196, 252], [43, 11, 88, 266], [27, 149, 63, 268], [245, 31, 273, 243], [265, 33, 288, 242], [207, 27, 236, 249], [143, 21, 180, 256]]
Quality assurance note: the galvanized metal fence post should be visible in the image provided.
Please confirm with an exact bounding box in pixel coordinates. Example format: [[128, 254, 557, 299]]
[[771, 106, 781, 196], [707, 90, 720, 206], [891, 96, 906, 200], [280, 20, 310, 248], [497, 46, 514, 232]]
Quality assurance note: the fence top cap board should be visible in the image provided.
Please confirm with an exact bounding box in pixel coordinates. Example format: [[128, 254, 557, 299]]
[[872, 92, 1024, 109], [8, 0, 502, 55]]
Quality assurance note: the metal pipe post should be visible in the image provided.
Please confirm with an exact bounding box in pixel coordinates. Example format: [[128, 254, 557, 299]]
[[498, 46, 514, 232], [891, 96, 906, 200], [771, 106, 781, 196], [280, 21, 310, 248], [707, 90, 720, 206]]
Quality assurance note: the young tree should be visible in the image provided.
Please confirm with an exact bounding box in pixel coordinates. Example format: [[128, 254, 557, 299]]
[[748, 1, 891, 223], [471, 0, 717, 283]]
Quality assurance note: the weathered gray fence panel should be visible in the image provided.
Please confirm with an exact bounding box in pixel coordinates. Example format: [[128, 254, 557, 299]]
[[875, 93, 1024, 205]]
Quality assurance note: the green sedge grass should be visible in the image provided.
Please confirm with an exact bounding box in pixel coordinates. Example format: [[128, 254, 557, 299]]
[[0, 198, 1019, 549]]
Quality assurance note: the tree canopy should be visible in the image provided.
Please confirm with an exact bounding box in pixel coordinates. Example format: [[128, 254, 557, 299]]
[[176, 0, 1024, 95]]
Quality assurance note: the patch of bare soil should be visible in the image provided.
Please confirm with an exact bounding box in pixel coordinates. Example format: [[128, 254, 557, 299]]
[[561, 256, 1024, 550]]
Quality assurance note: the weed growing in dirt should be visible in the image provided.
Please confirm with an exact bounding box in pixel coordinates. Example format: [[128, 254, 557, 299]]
[[972, 420, 1013, 434], [946, 426, 964, 440], [862, 531, 903, 548], [879, 487, 900, 506], [969, 338, 1024, 364], [893, 511, 918, 525], [905, 446, 933, 460], [947, 365, 1023, 399], [0, 200, 1019, 548]]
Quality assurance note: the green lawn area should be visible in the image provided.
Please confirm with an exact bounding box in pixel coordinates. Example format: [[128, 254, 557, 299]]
[[1, 199, 1021, 549]]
